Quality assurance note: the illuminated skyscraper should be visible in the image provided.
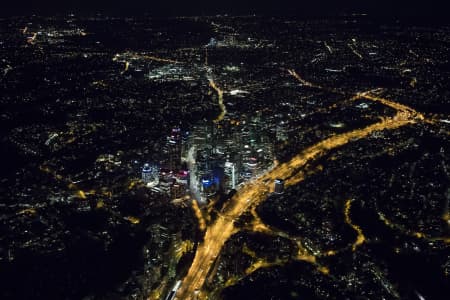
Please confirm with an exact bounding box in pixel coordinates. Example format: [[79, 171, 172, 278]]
[[224, 161, 237, 191], [142, 163, 159, 186], [276, 121, 288, 142], [274, 178, 284, 194], [168, 127, 182, 171]]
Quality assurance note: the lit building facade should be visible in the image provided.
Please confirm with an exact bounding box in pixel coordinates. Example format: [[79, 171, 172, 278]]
[[167, 127, 182, 171], [142, 163, 159, 186], [274, 178, 285, 194]]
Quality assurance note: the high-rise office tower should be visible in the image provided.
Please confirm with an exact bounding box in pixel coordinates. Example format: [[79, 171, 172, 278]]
[[274, 178, 285, 194]]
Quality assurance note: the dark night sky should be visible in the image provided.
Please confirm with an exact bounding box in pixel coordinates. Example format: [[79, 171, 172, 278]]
[[1, 0, 448, 17]]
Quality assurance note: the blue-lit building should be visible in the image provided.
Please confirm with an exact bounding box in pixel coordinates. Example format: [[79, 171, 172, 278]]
[[207, 37, 218, 48], [199, 166, 223, 197]]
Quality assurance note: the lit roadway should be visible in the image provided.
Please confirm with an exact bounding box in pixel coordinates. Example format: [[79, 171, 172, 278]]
[[174, 71, 425, 300], [209, 78, 226, 123]]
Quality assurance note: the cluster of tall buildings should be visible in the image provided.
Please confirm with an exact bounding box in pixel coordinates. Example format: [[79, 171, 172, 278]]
[[183, 114, 274, 203], [141, 126, 189, 199], [140, 114, 283, 202]]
